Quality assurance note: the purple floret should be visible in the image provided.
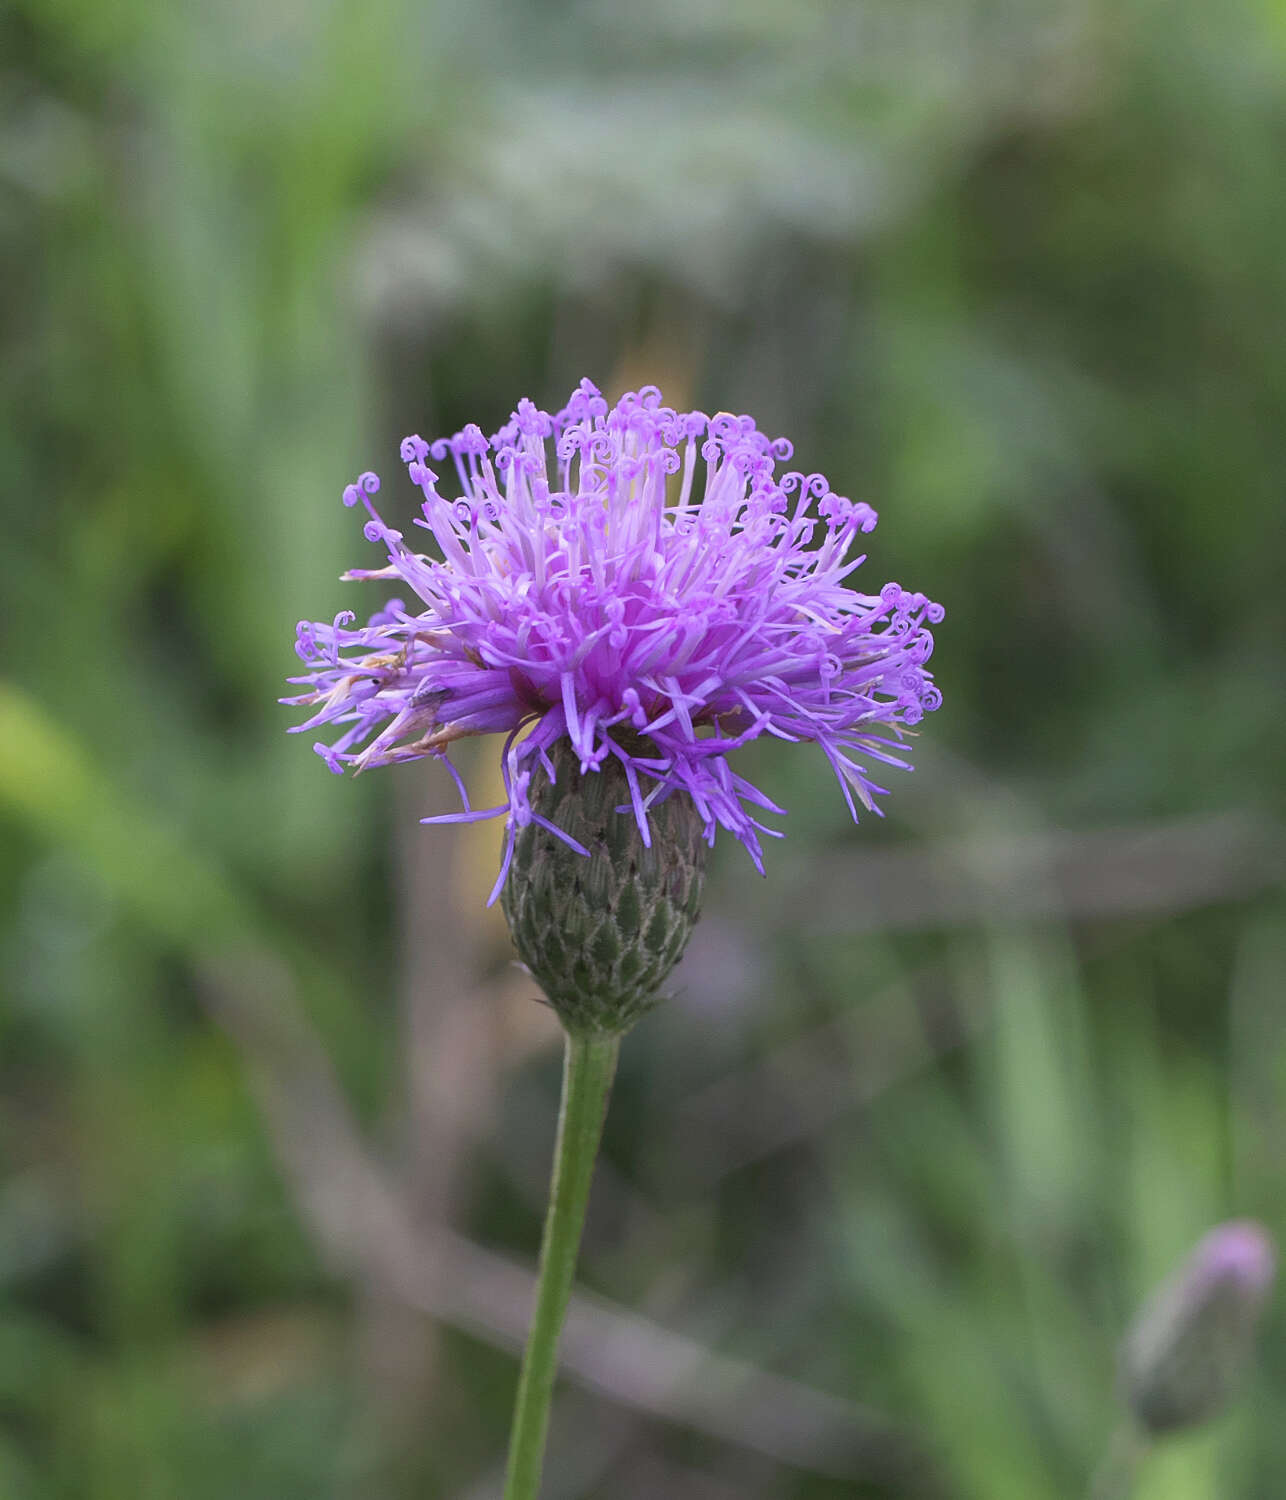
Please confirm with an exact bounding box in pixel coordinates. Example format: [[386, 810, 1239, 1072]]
[[284, 380, 944, 903]]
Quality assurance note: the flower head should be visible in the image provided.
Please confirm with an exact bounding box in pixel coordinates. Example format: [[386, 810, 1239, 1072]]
[[1122, 1220, 1276, 1434], [285, 380, 943, 904]]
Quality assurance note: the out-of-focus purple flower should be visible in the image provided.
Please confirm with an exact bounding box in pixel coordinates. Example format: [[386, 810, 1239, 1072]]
[[1122, 1219, 1276, 1434], [284, 380, 944, 903]]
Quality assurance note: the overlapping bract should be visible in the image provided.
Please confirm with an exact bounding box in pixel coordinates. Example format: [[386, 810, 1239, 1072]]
[[286, 380, 943, 902]]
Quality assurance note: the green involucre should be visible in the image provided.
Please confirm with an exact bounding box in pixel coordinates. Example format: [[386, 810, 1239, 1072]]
[[501, 737, 707, 1034]]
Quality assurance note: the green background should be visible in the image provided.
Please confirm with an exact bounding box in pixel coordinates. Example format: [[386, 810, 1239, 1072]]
[[2, 0, 1284, 1495]]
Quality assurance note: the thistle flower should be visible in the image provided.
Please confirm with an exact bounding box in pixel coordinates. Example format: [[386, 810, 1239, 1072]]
[[285, 380, 943, 912], [286, 382, 946, 1492], [1122, 1219, 1276, 1434]]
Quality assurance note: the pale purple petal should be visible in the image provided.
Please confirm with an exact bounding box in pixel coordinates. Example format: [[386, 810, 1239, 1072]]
[[285, 381, 944, 899]]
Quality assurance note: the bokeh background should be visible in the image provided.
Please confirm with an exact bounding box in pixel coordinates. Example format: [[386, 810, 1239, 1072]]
[[3, 0, 1285, 1496]]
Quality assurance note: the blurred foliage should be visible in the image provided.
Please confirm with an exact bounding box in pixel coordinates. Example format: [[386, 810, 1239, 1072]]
[[2, 0, 1285, 1496]]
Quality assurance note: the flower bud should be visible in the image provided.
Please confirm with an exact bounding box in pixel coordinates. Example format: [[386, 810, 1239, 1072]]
[[501, 738, 708, 1035], [1121, 1219, 1276, 1434]]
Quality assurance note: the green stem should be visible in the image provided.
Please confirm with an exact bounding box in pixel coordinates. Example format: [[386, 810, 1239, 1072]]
[[1088, 1422, 1145, 1500], [502, 1029, 621, 1500]]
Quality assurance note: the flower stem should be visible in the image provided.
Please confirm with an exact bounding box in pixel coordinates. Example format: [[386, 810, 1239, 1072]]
[[1087, 1422, 1145, 1500], [502, 1029, 621, 1500]]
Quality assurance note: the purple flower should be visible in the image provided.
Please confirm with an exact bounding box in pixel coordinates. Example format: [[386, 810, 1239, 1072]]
[[1123, 1220, 1276, 1433], [284, 380, 943, 903]]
